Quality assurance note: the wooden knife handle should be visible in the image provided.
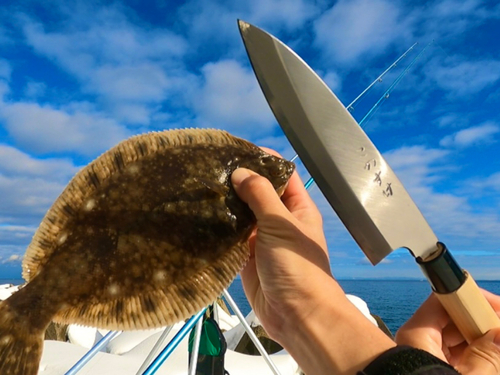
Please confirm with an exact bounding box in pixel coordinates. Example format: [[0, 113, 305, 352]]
[[435, 271, 500, 343], [417, 243, 500, 343]]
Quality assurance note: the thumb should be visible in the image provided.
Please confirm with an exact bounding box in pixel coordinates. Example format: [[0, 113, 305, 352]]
[[231, 168, 290, 220], [456, 328, 500, 375]]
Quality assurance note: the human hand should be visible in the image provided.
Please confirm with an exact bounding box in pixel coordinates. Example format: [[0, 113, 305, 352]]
[[396, 290, 500, 374], [231, 159, 335, 339], [231, 151, 396, 375]]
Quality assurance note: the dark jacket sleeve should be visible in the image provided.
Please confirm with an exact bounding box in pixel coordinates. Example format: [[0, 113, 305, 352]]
[[357, 346, 460, 375]]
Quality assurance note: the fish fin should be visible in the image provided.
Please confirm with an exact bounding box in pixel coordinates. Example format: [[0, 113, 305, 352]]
[[53, 241, 250, 331], [0, 300, 44, 375], [195, 178, 229, 196]]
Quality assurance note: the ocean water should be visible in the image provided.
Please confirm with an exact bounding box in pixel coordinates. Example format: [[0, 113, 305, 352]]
[[3, 278, 499, 336], [227, 279, 500, 335]]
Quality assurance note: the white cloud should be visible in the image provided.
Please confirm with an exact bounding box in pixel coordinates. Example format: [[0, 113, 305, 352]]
[[482, 172, 500, 192], [384, 145, 450, 187], [435, 113, 469, 128], [0, 226, 36, 254], [178, 0, 318, 56], [177, 0, 240, 51], [311, 0, 500, 74], [192, 59, 275, 136], [321, 71, 342, 92], [22, 9, 187, 69], [382, 144, 500, 249], [0, 24, 12, 46], [433, 0, 483, 18], [440, 122, 499, 148], [7, 254, 21, 262], [428, 0, 499, 35], [23, 80, 47, 99], [426, 57, 500, 96], [0, 145, 79, 225], [93, 64, 169, 102], [0, 100, 131, 156], [0, 59, 11, 80], [407, 0, 498, 45], [313, 0, 408, 65], [248, 0, 319, 31], [467, 172, 500, 194], [0, 174, 67, 224], [0, 253, 24, 264], [0, 81, 9, 100], [20, 7, 189, 125], [0, 144, 79, 181]]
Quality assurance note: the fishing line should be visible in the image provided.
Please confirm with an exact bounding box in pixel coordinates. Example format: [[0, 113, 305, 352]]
[[302, 41, 434, 191]]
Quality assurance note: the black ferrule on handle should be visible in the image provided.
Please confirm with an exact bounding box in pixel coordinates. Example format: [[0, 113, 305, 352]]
[[416, 242, 466, 294]]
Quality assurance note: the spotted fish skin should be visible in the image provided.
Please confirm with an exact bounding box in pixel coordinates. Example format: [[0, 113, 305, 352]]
[[0, 129, 295, 375]]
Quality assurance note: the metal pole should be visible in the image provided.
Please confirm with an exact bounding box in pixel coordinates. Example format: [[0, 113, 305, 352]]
[[222, 290, 282, 375], [213, 301, 220, 323], [135, 326, 174, 375], [65, 330, 122, 375], [188, 315, 204, 375], [141, 308, 206, 375]]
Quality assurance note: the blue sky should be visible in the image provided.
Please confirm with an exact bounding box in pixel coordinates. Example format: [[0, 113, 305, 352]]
[[0, 0, 499, 280]]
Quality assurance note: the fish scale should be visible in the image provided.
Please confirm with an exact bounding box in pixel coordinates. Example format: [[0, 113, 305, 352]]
[[0, 128, 294, 375]]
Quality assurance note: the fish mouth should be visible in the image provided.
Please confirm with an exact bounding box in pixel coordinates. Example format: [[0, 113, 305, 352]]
[[276, 181, 289, 197], [276, 161, 295, 197]]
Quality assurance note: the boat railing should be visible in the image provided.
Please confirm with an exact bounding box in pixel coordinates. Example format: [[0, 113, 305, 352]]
[[64, 289, 283, 375]]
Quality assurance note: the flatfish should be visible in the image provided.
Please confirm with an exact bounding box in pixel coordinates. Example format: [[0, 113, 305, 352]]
[[0, 128, 294, 375]]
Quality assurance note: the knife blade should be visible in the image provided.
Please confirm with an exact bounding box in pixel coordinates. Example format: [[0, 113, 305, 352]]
[[238, 19, 500, 343]]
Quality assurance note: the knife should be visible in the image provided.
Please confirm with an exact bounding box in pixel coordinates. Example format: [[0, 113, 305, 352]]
[[238, 20, 500, 343]]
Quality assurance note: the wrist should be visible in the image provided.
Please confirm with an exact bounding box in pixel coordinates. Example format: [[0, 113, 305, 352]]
[[271, 274, 344, 339], [272, 277, 396, 375], [259, 269, 340, 340]]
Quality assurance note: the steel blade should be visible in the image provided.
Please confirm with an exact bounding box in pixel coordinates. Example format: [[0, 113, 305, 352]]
[[239, 20, 438, 264]]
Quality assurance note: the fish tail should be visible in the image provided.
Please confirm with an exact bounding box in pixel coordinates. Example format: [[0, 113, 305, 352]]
[[0, 299, 44, 375]]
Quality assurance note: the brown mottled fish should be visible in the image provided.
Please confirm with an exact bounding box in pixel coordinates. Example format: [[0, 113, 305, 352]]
[[0, 128, 294, 375]]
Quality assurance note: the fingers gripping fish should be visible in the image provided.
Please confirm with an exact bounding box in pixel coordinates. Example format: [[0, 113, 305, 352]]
[[0, 128, 294, 375]]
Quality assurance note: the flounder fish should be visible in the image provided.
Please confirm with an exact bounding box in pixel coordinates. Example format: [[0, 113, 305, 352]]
[[0, 128, 294, 375]]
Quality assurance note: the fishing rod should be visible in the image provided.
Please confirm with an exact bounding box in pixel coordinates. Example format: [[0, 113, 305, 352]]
[[290, 42, 418, 164], [358, 40, 433, 126], [302, 41, 433, 190], [346, 42, 418, 113]]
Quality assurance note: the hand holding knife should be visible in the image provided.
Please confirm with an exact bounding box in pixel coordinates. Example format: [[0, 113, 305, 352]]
[[238, 20, 500, 343]]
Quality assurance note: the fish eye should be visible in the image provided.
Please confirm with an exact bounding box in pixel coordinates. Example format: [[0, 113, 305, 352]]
[[259, 157, 270, 165], [271, 163, 286, 177]]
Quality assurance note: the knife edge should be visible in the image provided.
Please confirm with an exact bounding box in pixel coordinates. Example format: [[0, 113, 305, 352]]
[[239, 19, 438, 263]]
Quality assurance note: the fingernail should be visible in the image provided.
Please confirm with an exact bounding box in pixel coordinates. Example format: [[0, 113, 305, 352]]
[[231, 168, 253, 187]]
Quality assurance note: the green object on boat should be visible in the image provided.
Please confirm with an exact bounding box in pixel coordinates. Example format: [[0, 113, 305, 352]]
[[188, 311, 229, 375], [188, 316, 227, 356]]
